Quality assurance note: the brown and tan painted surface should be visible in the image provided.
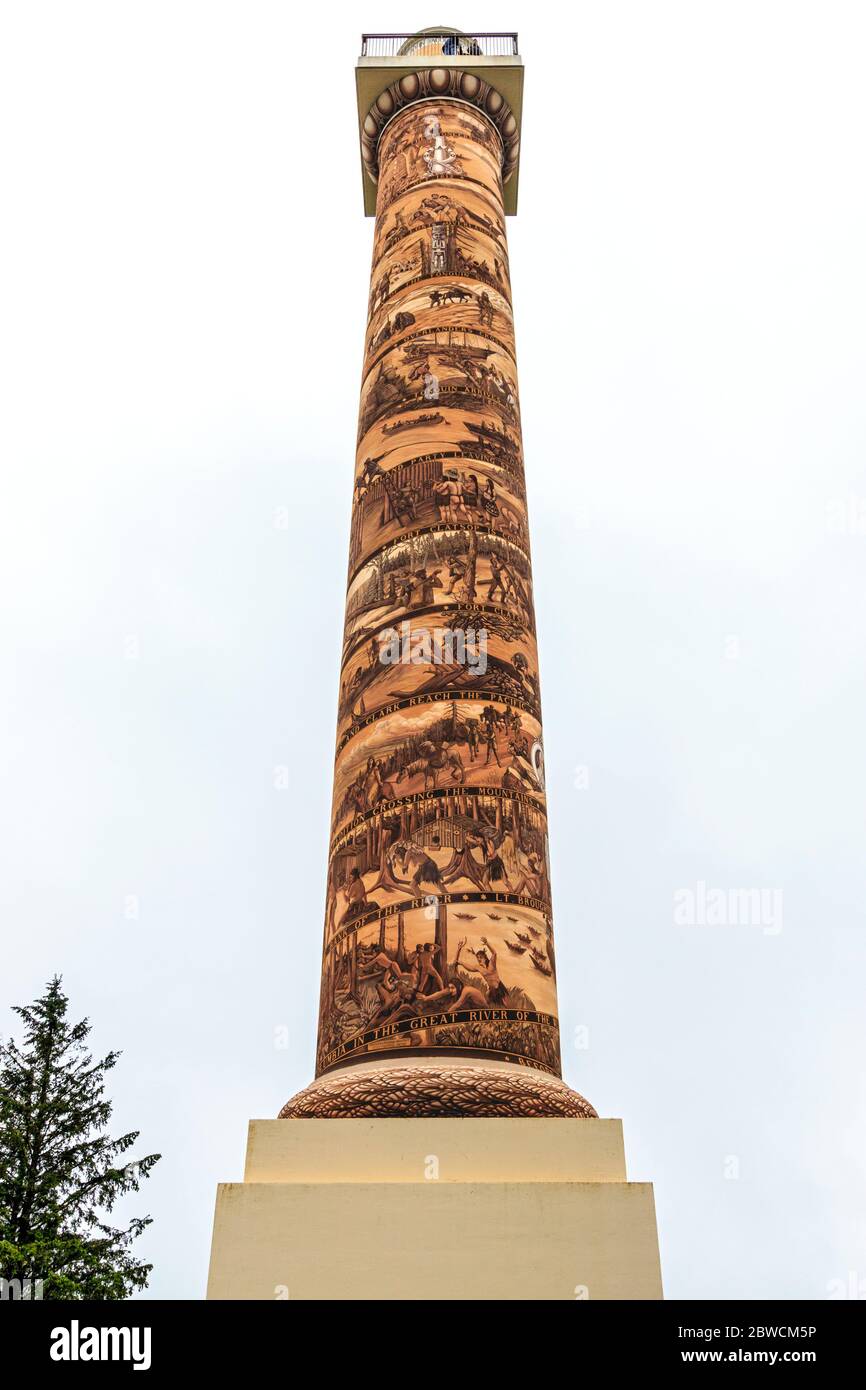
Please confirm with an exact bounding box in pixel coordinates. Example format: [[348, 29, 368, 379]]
[[312, 99, 567, 1087]]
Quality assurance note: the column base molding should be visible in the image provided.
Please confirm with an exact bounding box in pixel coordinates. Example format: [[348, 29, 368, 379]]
[[279, 1062, 597, 1119]]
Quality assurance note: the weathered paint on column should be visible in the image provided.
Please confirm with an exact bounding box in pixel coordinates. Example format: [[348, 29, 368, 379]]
[[328, 100, 556, 1068], [282, 94, 595, 1118]]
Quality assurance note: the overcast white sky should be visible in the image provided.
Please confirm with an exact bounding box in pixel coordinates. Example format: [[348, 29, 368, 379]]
[[2, 2, 865, 1301]]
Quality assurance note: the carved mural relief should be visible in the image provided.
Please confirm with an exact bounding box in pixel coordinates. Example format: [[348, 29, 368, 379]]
[[314, 100, 563, 1079]]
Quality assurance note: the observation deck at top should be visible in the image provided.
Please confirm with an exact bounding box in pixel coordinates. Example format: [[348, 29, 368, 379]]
[[356, 28, 524, 216]]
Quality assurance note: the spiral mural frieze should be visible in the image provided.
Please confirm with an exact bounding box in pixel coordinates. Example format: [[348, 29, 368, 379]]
[[314, 100, 561, 1085]]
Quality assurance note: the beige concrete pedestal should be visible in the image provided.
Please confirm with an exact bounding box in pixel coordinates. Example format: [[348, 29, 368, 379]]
[[206, 1117, 662, 1300]]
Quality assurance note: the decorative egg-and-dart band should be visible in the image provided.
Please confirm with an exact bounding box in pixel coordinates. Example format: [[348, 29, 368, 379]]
[[360, 69, 520, 188]]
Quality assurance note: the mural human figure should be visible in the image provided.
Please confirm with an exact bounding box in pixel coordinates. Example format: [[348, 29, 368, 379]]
[[412, 943, 444, 996], [455, 937, 508, 1005], [343, 867, 368, 917]]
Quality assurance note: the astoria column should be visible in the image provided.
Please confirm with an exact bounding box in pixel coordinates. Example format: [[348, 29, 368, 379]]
[[282, 36, 595, 1118]]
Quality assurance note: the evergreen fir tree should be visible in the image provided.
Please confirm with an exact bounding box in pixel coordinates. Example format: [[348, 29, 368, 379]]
[[0, 976, 160, 1299]]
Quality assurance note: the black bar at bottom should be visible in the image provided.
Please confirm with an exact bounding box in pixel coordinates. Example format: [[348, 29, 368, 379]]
[[2, 1298, 859, 1375]]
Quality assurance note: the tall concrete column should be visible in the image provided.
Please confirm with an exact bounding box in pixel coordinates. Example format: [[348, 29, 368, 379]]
[[207, 33, 663, 1301], [282, 64, 594, 1118]]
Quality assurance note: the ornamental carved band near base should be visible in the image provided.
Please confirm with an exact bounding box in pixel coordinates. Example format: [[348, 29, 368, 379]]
[[280, 1065, 598, 1120]]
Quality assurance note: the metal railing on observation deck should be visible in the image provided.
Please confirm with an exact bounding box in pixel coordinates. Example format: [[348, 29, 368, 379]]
[[361, 33, 518, 59]]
